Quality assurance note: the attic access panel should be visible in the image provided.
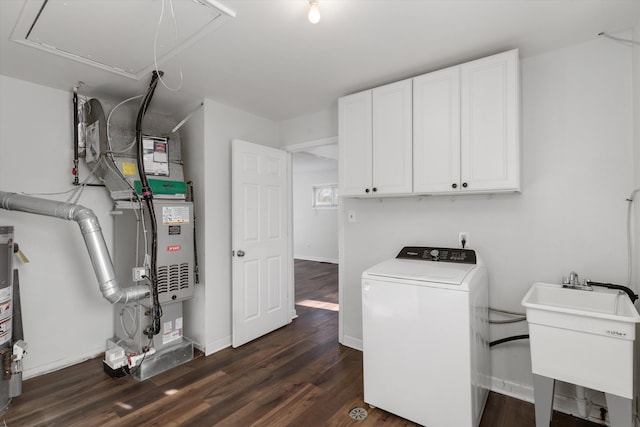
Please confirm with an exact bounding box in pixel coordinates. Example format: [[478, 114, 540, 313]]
[[10, 0, 235, 79]]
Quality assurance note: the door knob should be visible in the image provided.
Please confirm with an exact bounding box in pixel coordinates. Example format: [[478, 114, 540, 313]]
[[237, 250, 245, 257]]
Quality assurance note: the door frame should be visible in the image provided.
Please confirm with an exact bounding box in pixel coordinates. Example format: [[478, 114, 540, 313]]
[[283, 135, 339, 325]]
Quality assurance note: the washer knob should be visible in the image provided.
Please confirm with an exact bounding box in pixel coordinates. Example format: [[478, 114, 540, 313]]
[[430, 249, 439, 260]]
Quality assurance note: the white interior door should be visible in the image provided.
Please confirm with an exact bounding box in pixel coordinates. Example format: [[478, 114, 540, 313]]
[[232, 139, 291, 347]]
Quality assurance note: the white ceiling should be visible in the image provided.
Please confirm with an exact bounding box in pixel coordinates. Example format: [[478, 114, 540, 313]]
[[1, 0, 639, 122]]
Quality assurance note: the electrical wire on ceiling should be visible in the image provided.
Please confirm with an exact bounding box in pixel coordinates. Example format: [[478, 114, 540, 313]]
[[154, 0, 184, 92], [598, 32, 640, 47]]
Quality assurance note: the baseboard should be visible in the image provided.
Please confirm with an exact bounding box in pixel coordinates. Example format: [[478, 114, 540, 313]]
[[205, 335, 231, 356], [490, 377, 608, 425], [340, 334, 362, 351], [490, 376, 534, 402], [294, 255, 338, 264], [23, 346, 105, 380]]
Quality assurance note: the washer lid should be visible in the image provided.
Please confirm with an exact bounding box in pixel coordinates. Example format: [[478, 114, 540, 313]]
[[364, 258, 476, 285]]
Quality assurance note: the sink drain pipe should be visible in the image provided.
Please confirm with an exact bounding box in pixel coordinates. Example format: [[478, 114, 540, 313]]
[[575, 385, 592, 419]]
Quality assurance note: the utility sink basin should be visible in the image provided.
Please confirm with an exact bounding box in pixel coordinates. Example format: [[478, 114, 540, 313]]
[[522, 282, 640, 399], [522, 282, 640, 325]]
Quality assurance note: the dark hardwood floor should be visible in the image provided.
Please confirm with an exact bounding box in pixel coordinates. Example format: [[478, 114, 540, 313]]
[[4, 259, 600, 426]]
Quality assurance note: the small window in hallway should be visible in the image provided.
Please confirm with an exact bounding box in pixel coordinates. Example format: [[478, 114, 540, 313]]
[[312, 184, 338, 208]]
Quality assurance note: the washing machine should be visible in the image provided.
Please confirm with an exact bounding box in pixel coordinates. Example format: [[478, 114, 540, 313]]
[[362, 246, 490, 427]]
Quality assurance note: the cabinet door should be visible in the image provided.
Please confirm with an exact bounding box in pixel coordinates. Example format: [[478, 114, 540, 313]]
[[460, 49, 520, 192], [339, 90, 372, 196], [372, 79, 413, 195], [413, 66, 460, 193]]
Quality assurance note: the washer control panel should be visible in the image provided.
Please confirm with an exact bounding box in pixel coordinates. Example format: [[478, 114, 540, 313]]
[[396, 246, 476, 264]]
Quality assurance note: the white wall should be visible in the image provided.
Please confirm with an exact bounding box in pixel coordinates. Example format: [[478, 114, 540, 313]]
[[182, 98, 279, 354], [292, 164, 339, 263], [0, 75, 114, 378], [338, 34, 634, 400], [279, 108, 338, 146], [179, 104, 206, 348]]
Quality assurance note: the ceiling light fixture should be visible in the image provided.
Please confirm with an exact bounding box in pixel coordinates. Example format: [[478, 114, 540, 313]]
[[308, 1, 320, 24]]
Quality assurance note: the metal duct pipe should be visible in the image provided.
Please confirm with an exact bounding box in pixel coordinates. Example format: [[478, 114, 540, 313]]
[[0, 191, 148, 304]]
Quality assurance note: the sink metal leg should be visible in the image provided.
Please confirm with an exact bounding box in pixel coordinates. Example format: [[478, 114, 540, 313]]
[[533, 374, 556, 427], [605, 393, 632, 427]]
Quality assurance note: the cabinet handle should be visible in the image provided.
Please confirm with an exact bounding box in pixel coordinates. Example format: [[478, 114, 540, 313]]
[[365, 188, 370, 193], [462, 182, 468, 188], [452, 183, 457, 189], [372, 187, 377, 192]]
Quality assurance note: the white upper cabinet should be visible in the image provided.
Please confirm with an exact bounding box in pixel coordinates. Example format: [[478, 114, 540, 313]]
[[372, 80, 413, 195], [339, 90, 372, 196], [413, 49, 520, 194], [339, 79, 413, 197], [460, 49, 520, 193], [413, 66, 461, 193], [340, 49, 520, 198]]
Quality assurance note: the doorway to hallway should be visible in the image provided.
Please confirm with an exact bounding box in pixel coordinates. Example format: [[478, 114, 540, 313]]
[[294, 259, 339, 312]]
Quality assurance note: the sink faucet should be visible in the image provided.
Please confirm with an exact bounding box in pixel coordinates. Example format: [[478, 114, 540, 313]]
[[562, 271, 593, 291]]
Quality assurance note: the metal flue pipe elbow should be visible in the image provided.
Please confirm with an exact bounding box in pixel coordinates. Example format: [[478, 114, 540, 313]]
[[0, 191, 149, 304]]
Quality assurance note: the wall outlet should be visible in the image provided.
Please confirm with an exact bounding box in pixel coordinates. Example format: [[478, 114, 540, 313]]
[[459, 232, 470, 248], [132, 266, 147, 282]]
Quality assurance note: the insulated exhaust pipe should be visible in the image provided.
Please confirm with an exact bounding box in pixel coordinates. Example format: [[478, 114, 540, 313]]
[[0, 191, 149, 304]]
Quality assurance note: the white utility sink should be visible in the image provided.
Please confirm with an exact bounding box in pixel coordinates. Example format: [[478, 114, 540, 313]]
[[522, 282, 640, 399]]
